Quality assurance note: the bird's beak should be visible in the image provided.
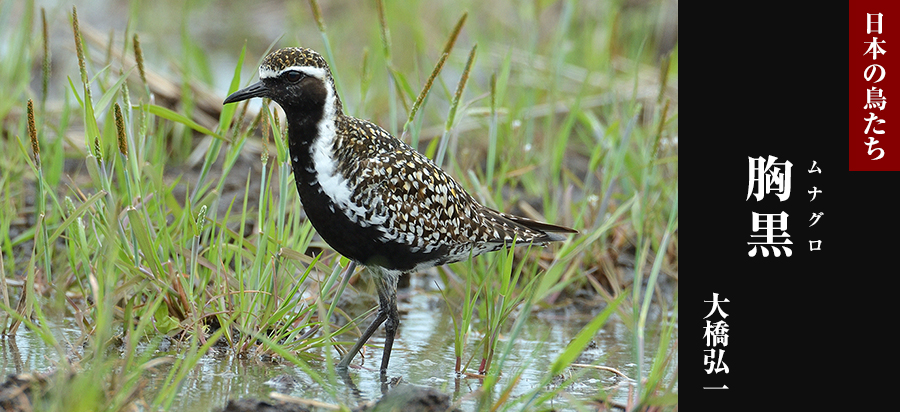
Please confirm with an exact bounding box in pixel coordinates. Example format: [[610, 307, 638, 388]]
[[223, 81, 268, 104]]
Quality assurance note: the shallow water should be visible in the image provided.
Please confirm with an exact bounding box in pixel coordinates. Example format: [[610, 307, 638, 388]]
[[1, 277, 675, 411]]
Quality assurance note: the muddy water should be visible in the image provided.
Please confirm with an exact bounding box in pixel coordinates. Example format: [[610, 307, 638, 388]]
[[1, 280, 674, 411]]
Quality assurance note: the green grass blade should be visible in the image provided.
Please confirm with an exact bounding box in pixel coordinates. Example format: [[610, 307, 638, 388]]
[[220, 42, 247, 134], [145, 104, 228, 141]]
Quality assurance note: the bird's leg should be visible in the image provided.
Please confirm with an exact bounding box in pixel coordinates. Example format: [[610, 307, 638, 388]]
[[375, 268, 400, 376], [379, 289, 400, 375], [338, 306, 387, 369], [337, 266, 401, 372]]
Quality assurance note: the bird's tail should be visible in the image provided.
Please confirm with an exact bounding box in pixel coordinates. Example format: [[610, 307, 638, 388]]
[[494, 211, 577, 243]]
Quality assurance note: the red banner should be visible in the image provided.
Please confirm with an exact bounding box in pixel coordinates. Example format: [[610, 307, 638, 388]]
[[851, 2, 900, 170]]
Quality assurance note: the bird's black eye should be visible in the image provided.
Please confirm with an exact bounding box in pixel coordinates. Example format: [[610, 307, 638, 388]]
[[285, 70, 304, 83]]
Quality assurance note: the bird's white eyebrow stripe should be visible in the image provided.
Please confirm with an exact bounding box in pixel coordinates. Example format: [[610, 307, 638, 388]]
[[259, 65, 328, 80]]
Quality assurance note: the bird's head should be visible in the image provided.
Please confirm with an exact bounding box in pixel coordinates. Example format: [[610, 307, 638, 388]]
[[224, 47, 341, 115]]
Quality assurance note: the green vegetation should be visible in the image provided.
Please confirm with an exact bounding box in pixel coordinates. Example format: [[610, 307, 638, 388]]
[[1, 0, 677, 410]]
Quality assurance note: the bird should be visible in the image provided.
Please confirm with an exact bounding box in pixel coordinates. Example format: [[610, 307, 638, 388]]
[[224, 47, 576, 375]]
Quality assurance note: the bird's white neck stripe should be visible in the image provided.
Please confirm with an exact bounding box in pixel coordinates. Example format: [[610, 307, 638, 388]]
[[310, 72, 339, 191], [307, 74, 384, 227]]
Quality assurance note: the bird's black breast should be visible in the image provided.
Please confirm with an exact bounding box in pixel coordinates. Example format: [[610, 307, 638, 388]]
[[293, 173, 449, 271]]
